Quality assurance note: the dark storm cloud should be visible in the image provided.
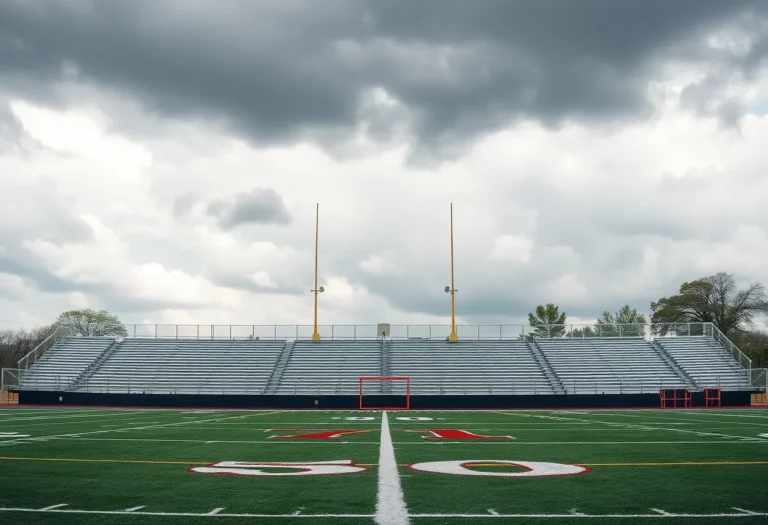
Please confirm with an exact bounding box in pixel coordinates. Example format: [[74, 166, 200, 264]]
[[0, 253, 87, 294], [0, 178, 93, 295], [1, 0, 767, 151], [207, 188, 292, 229]]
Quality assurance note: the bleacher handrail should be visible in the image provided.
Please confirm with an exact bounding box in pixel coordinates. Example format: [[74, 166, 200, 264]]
[[17, 324, 69, 371], [114, 322, 719, 341], [708, 323, 752, 370]]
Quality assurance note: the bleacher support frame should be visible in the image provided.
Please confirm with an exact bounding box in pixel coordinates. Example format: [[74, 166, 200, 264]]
[[704, 388, 722, 408]]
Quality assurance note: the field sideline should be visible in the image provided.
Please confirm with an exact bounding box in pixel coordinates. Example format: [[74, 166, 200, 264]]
[[1, 407, 767, 524]]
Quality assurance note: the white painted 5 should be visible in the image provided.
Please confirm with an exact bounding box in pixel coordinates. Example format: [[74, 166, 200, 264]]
[[409, 460, 589, 477], [189, 460, 365, 476]]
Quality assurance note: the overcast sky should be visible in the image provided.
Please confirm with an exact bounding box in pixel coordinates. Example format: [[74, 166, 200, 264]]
[[1, 0, 767, 334]]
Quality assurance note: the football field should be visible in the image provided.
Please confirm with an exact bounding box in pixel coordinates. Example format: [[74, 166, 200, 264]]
[[1, 407, 767, 524]]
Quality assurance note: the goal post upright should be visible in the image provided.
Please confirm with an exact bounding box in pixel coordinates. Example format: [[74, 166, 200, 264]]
[[359, 376, 410, 410]]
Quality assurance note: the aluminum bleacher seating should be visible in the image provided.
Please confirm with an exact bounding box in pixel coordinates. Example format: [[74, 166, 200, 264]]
[[15, 329, 757, 396], [18, 337, 112, 391], [655, 337, 752, 390], [80, 339, 285, 394], [274, 340, 381, 394], [390, 340, 554, 394], [535, 337, 686, 394]]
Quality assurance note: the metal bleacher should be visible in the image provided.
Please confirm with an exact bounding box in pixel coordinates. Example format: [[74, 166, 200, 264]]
[[79, 338, 285, 394], [655, 337, 752, 390], [535, 338, 687, 394], [12, 326, 759, 396], [390, 340, 554, 394], [274, 340, 381, 394], [18, 337, 112, 391]]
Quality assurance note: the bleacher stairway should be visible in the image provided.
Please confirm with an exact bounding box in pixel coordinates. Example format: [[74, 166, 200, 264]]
[[535, 338, 688, 394], [390, 340, 554, 395], [76, 338, 285, 394], [18, 337, 112, 391], [274, 340, 382, 394]]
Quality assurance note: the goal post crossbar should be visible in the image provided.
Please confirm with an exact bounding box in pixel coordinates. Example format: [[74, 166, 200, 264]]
[[359, 376, 410, 410]]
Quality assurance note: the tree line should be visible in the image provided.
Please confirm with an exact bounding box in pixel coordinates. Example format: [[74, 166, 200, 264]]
[[528, 272, 768, 367], [2, 272, 767, 369]]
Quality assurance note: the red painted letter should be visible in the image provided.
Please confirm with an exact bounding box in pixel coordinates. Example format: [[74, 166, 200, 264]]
[[268, 429, 373, 439], [406, 429, 514, 440]]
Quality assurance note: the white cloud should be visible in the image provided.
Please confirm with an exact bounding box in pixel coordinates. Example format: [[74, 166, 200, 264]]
[[0, 273, 26, 300], [2, 61, 768, 331], [360, 250, 402, 276], [10, 100, 152, 170], [546, 273, 588, 302], [489, 234, 534, 264]]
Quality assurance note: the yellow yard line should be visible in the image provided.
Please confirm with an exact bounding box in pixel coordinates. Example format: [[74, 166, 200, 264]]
[[575, 461, 768, 467], [455, 461, 768, 467], [243, 411, 282, 418], [0, 456, 209, 466]]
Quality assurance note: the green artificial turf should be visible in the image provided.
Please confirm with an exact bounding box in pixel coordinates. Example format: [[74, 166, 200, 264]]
[[0, 407, 767, 524]]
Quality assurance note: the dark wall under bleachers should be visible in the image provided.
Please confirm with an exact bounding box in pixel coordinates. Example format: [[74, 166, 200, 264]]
[[17, 390, 753, 409]]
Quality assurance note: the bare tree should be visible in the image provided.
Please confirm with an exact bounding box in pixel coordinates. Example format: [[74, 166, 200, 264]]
[[0, 325, 55, 369], [651, 272, 768, 335]]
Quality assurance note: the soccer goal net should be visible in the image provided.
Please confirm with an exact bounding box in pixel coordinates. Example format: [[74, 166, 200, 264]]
[[359, 376, 410, 410]]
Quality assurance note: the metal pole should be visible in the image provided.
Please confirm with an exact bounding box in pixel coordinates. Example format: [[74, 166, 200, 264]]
[[312, 203, 321, 342], [449, 203, 458, 342]]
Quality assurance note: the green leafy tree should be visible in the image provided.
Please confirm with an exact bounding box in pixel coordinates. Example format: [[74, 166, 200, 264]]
[[651, 272, 768, 336], [595, 305, 647, 337], [528, 303, 566, 339], [55, 309, 127, 337], [569, 326, 596, 338], [569, 306, 646, 337], [730, 330, 768, 368]]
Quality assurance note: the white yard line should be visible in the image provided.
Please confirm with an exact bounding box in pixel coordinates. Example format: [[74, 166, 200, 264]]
[[501, 412, 766, 441], [29, 436, 768, 445], [0, 507, 765, 519], [2, 415, 173, 428], [0, 412, 152, 423], [375, 411, 410, 525], [601, 412, 768, 427], [0, 412, 280, 447], [679, 413, 768, 421]]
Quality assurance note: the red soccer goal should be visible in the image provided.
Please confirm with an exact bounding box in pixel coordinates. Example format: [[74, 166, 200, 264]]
[[359, 376, 410, 410]]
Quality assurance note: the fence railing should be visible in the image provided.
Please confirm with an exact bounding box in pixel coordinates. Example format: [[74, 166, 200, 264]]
[[709, 324, 752, 370], [0, 368, 21, 395], [748, 368, 767, 393], [13, 377, 761, 395], [16, 324, 69, 371], [115, 322, 715, 341]]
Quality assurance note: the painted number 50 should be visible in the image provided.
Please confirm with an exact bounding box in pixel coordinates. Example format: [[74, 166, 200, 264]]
[[190, 459, 589, 477]]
